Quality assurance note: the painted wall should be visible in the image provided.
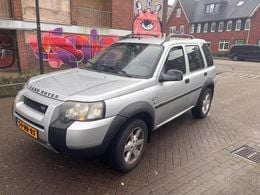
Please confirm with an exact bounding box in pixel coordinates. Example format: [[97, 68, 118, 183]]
[[28, 28, 119, 69]]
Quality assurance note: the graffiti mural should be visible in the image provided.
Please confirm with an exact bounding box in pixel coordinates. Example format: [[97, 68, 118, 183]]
[[0, 33, 15, 69], [133, 0, 163, 37], [28, 28, 119, 68]]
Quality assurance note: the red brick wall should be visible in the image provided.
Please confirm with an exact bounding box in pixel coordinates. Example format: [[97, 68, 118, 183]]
[[166, 0, 190, 34], [194, 31, 249, 53], [112, 0, 133, 30], [12, 0, 23, 20], [249, 7, 260, 45]]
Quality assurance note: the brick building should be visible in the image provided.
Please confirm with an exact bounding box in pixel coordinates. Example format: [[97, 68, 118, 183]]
[[166, 0, 260, 54], [0, 0, 170, 73]]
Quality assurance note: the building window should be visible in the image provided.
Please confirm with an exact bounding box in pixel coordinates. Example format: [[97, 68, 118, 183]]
[[257, 40, 260, 45], [176, 8, 181, 18], [180, 25, 184, 34], [235, 40, 245, 45], [227, 21, 232, 31], [235, 20, 242, 31], [211, 22, 216, 32], [245, 19, 251, 30], [219, 40, 229, 51], [191, 24, 195, 33], [170, 26, 176, 34], [197, 23, 201, 33], [218, 21, 224, 32], [205, 3, 220, 14], [203, 23, 208, 33]]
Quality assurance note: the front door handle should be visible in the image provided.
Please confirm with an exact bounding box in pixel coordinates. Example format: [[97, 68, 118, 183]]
[[185, 79, 190, 84]]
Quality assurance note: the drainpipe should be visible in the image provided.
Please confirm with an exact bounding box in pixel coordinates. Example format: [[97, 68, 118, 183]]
[[35, 0, 44, 74]]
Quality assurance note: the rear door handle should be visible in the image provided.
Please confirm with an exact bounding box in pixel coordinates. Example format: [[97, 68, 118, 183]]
[[204, 72, 207, 76], [185, 79, 190, 84]]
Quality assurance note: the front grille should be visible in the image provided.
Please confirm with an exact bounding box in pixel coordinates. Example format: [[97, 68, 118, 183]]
[[24, 96, 48, 114]]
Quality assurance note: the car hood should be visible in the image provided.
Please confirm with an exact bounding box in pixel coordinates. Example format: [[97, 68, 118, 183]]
[[27, 68, 148, 101]]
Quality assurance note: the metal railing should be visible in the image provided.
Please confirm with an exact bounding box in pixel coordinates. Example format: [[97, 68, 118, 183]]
[[0, 0, 12, 18], [76, 7, 112, 28]]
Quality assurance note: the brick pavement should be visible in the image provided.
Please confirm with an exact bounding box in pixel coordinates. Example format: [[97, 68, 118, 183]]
[[0, 60, 260, 194]]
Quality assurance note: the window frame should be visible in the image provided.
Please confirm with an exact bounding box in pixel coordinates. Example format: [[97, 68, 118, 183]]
[[169, 26, 176, 34], [180, 25, 185, 34], [163, 45, 187, 75], [235, 20, 242, 31], [257, 40, 260, 45], [226, 20, 232, 31], [191, 24, 195, 33], [234, 40, 245, 45], [203, 23, 209, 33], [176, 8, 181, 18], [218, 21, 224, 32], [197, 23, 201, 33], [245, 19, 251, 30], [211, 22, 216, 32], [218, 40, 229, 51]]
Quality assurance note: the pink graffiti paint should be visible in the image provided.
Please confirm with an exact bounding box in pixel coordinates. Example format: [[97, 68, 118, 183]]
[[133, 0, 162, 37], [28, 28, 118, 69], [0, 33, 14, 69]]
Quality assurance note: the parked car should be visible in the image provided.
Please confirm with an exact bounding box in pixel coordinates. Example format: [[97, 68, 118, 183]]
[[13, 34, 216, 172], [229, 44, 260, 61]]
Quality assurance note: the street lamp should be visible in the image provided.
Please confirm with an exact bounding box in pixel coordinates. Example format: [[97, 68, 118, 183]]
[[35, 0, 44, 74]]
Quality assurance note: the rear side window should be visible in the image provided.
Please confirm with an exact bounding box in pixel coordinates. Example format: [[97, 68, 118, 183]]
[[186, 45, 205, 72], [202, 43, 214, 66]]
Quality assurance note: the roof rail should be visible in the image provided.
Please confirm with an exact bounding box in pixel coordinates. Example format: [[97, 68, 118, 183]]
[[164, 33, 195, 43], [120, 33, 159, 40]]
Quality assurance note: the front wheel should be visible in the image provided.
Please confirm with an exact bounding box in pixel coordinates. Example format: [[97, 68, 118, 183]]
[[192, 88, 213, 118], [106, 119, 148, 172]]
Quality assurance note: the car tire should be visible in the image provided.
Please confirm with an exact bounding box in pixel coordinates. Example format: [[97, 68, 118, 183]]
[[191, 88, 213, 119], [106, 119, 148, 172]]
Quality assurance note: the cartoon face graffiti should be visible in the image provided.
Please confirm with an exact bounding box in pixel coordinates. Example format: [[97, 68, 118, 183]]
[[133, 0, 162, 37]]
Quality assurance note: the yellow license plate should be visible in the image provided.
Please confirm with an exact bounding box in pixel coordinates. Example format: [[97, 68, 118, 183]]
[[16, 118, 38, 139]]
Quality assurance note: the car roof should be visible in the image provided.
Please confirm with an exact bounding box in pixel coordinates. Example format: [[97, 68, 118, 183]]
[[118, 37, 206, 47]]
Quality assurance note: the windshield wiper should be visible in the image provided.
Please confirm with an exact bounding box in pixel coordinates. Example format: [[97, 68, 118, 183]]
[[96, 65, 132, 78]]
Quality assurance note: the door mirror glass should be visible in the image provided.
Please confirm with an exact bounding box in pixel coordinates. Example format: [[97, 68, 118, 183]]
[[159, 70, 183, 82]]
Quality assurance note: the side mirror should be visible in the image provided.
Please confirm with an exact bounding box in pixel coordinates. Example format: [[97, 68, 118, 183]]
[[159, 70, 183, 82]]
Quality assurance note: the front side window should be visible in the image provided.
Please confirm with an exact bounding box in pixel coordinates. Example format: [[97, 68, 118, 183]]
[[186, 45, 205, 72], [83, 43, 163, 78], [211, 22, 216, 32], [204, 23, 208, 33], [218, 21, 224, 32], [227, 20, 232, 31], [245, 19, 251, 30], [164, 46, 186, 74], [219, 40, 229, 51], [235, 20, 242, 31]]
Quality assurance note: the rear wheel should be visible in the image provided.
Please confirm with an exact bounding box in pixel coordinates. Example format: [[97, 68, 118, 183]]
[[192, 88, 213, 118], [106, 119, 148, 172]]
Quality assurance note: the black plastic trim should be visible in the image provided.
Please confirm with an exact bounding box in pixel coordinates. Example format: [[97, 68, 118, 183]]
[[155, 86, 203, 109]]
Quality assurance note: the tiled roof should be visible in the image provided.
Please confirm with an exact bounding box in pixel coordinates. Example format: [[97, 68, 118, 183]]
[[179, 0, 260, 23]]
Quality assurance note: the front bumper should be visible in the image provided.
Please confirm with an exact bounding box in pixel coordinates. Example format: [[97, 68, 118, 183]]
[[13, 89, 117, 156]]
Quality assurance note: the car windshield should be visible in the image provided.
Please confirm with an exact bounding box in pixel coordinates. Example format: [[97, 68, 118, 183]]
[[81, 43, 163, 78]]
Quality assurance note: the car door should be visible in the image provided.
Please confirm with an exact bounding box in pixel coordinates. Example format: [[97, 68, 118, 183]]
[[184, 44, 208, 107], [155, 45, 191, 126]]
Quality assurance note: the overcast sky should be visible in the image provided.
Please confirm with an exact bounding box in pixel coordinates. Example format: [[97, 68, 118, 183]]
[[168, 0, 176, 5]]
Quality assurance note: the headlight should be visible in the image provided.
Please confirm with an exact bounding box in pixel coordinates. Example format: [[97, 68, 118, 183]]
[[60, 101, 105, 122]]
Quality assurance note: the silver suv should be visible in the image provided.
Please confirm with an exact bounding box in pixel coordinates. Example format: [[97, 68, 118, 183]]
[[13, 34, 216, 172]]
